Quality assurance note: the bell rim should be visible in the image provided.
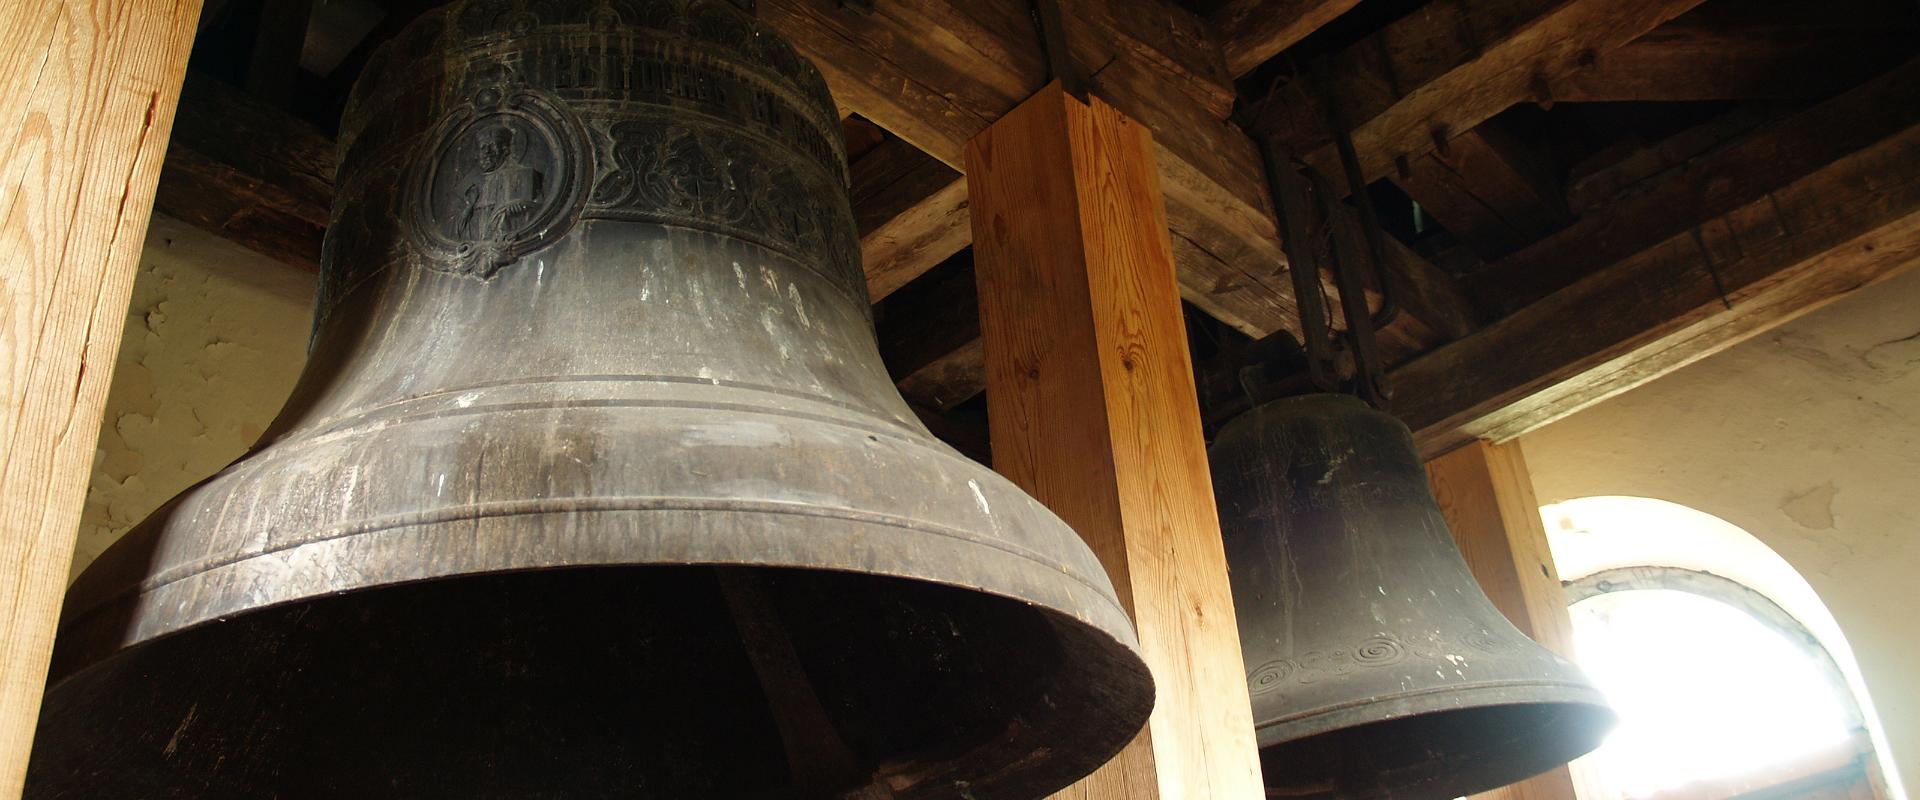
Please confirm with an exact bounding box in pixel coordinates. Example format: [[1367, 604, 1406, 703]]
[[1254, 678, 1616, 795], [41, 511, 1157, 800]]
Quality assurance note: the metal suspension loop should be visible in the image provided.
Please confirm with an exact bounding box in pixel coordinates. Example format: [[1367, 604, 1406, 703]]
[[1257, 136, 1337, 398]]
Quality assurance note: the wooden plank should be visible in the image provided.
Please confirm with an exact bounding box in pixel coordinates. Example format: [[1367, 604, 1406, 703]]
[[758, 0, 1305, 337], [1426, 440, 1581, 800], [848, 136, 970, 302], [1541, 6, 1916, 103], [1393, 120, 1569, 261], [1470, 58, 1920, 317], [1279, 0, 1708, 187], [1211, 0, 1364, 78], [156, 72, 333, 271], [875, 250, 978, 384], [968, 83, 1262, 800], [1395, 105, 1920, 456], [761, 0, 1466, 346], [0, 0, 201, 791]]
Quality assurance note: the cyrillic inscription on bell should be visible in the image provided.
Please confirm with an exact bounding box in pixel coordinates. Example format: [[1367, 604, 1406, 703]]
[[26, 2, 1153, 798]]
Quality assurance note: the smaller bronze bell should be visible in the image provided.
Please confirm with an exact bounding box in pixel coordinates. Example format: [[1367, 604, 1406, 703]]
[[1212, 394, 1614, 798]]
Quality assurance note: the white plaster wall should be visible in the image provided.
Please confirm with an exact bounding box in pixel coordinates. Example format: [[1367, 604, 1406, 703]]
[[1520, 266, 1920, 795], [75, 215, 314, 579]]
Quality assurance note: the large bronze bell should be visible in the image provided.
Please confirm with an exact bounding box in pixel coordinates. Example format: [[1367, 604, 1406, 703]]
[[1213, 394, 1613, 798], [27, 2, 1153, 796]]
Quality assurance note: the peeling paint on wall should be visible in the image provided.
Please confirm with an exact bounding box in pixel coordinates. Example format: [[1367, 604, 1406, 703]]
[[1782, 482, 1840, 531], [76, 215, 315, 579]]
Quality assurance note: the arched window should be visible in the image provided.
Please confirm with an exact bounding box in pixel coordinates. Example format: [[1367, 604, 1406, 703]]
[[1541, 496, 1898, 800]]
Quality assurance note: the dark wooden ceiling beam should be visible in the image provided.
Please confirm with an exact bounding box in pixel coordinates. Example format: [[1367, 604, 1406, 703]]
[[759, 0, 1307, 338], [847, 137, 969, 302], [1275, 0, 1710, 187], [1211, 0, 1364, 78], [1470, 58, 1920, 318], [1393, 118, 1571, 261], [761, 0, 1472, 353], [1397, 70, 1920, 456], [1540, 6, 1917, 103], [156, 73, 333, 272]]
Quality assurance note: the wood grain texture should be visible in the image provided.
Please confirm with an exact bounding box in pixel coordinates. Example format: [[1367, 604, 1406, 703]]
[[1278, 0, 1708, 187], [0, 0, 200, 791], [1212, 0, 1364, 78], [758, 0, 1309, 339], [1471, 58, 1920, 317], [1426, 440, 1580, 800], [1393, 121, 1569, 261], [1396, 107, 1920, 456], [967, 83, 1262, 800], [1541, 7, 1915, 103], [155, 72, 333, 272]]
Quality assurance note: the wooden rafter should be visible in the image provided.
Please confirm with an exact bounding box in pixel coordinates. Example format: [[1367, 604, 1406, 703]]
[[1211, 0, 1364, 78], [1392, 118, 1570, 261], [1396, 77, 1920, 455], [1541, 2, 1918, 103], [1265, 0, 1710, 187], [1469, 58, 1920, 316]]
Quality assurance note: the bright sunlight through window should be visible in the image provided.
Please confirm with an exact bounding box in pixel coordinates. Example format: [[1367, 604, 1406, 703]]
[[1570, 587, 1855, 798]]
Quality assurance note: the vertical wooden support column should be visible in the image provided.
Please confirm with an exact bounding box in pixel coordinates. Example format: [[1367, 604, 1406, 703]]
[[1427, 440, 1583, 800], [0, 0, 200, 793], [967, 82, 1264, 799]]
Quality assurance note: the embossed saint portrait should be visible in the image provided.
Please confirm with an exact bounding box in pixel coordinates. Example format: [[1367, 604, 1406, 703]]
[[455, 122, 544, 241], [408, 87, 588, 278]]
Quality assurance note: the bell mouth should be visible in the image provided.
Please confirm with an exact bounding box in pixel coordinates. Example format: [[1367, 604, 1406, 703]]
[[30, 565, 1152, 799], [1257, 687, 1616, 798]]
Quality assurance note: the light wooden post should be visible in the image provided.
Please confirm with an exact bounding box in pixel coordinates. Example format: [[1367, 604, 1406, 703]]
[[966, 82, 1264, 800], [0, 0, 200, 793], [1427, 440, 1585, 800]]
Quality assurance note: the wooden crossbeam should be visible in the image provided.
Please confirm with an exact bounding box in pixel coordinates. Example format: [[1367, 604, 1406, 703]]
[[761, 0, 1303, 337], [1392, 119, 1570, 261], [1541, 3, 1918, 103], [1272, 0, 1709, 187], [847, 138, 969, 302], [156, 74, 333, 272], [759, 0, 1470, 347], [1396, 89, 1920, 456], [1211, 0, 1364, 78], [1469, 59, 1920, 317]]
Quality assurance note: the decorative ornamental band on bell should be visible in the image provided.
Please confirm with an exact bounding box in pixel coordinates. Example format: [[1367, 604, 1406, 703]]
[[28, 2, 1153, 798]]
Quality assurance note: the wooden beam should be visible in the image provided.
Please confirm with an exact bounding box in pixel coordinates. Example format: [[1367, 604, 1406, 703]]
[[1394, 96, 1920, 456], [1470, 58, 1920, 317], [157, 72, 333, 271], [1211, 0, 1364, 79], [1280, 0, 1709, 187], [968, 83, 1262, 799], [1426, 440, 1583, 800], [848, 136, 970, 302], [758, 0, 1303, 336], [1540, 6, 1916, 103], [244, 0, 313, 102], [1393, 119, 1570, 261], [762, 0, 1468, 348], [0, 0, 200, 791], [875, 250, 978, 385]]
